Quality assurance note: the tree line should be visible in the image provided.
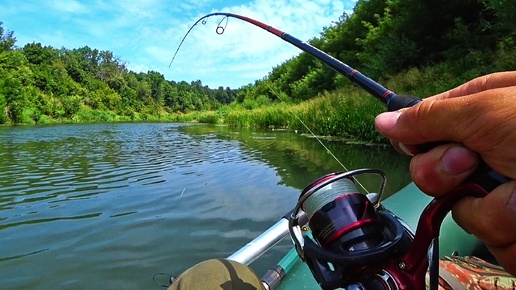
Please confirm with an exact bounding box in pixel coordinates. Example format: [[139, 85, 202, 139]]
[[0, 29, 237, 124], [1, 0, 515, 125]]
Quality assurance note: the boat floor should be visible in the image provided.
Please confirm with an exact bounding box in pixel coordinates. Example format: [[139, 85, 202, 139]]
[[276, 249, 319, 290]]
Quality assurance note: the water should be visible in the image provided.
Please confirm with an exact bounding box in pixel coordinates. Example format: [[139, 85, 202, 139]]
[[0, 123, 411, 289]]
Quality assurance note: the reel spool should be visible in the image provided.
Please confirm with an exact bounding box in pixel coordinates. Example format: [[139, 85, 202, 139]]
[[289, 169, 412, 289]]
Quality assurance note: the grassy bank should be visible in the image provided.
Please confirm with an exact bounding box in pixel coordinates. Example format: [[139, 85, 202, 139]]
[[223, 88, 384, 142], [189, 88, 385, 144], [13, 104, 222, 126], [191, 49, 516, 143], [16, 106, 195, 125], [10, 48, 515, 145]]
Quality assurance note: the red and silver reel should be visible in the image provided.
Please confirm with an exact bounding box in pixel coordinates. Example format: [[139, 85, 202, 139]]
[[289, 169, 413, 289]]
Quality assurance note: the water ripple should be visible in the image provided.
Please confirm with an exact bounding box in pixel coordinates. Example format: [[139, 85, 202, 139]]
[[0, 213, 102, 230], [0, 123, 309, 289]]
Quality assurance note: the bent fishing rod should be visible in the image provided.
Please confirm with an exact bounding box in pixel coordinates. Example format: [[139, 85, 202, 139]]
[[171, 12, 506, 191], [171, 12, 418, 111]]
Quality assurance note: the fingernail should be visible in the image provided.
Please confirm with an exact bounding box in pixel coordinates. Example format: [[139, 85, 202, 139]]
[[375, 111, 401, 131], [399, 143, 415, 157], [441, 146, 478, 176], [508, 188, 516, 209]]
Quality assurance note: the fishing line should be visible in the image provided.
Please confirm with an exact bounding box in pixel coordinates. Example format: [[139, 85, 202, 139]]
[[169, 14, 231, 67], [169, 12, 384, 194], [216, 15, 229, 35], [169, 14, 223, 67], [265, 83, 370, 194]]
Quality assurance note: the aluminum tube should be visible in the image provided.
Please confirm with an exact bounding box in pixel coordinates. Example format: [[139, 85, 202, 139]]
[[227, 218, 290, 266]]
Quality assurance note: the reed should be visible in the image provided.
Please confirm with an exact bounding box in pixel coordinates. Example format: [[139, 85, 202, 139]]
[[210, 87, 385, 143], [194, 111, 222, 124], [72, 108, 115, 123], [288, 88, 385, 143]]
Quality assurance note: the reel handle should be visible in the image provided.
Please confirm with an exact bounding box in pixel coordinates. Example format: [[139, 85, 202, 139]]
[[384, 182, 489, 289]]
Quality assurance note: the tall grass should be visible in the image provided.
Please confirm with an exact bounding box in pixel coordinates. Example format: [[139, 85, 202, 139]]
[[191, 49, 515, 143], [291, 89, 384, 142], [205, 87, 385, 143]]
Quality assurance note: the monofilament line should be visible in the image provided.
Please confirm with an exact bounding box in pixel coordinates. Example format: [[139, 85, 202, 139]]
[[265, 84, 370, 194]]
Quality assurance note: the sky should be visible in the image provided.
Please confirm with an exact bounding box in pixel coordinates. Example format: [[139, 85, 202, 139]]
[[0, 0, 357, 89]]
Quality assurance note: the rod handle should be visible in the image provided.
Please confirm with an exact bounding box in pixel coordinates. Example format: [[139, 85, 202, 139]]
[[387, 95, 508, 193], [387, 95, 421, 111]]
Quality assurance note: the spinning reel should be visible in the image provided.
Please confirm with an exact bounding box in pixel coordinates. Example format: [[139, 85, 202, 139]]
[[289, 169, 490, 290]]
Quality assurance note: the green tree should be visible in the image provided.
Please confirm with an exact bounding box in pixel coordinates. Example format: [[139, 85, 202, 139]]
[[22, 42, 58, 65], [357, 0, 498, 77], [0, 22, 16, 52], [485, 0, 516, 48], [146, 71, 165, 105], [0, 50, 34, 123]]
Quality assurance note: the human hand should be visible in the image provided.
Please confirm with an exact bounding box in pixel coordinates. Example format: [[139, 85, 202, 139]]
[[375, 71, 516, 275]]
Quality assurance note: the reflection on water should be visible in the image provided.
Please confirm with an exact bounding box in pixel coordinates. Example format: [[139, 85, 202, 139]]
[[182, 125, 412, 196], [0, 123, 411, 289]]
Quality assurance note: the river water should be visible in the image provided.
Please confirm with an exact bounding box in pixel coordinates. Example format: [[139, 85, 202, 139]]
[[0, 123, 411, 289]]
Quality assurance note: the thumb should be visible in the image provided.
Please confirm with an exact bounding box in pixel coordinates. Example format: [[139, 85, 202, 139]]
[[375, 97, 476, 145]]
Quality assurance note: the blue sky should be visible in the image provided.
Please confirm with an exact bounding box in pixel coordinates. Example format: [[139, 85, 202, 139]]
[[0, 0, 356, 89]]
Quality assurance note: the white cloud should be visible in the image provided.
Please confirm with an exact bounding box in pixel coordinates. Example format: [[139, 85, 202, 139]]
[[162, 0, 356, 88], [76, 0, 355, 87], [0, 0, 357, 88]]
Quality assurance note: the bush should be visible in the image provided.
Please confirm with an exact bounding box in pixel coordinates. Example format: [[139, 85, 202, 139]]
[[196, 111, 221, 124], [72, 108, 114, 122], [38, 114, 52, 124]]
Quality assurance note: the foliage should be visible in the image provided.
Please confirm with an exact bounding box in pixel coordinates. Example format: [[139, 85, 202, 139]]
[[210, 0, 514, 143], [0, 0, 514, 146], [0, 22, 16, 52], [0, 25, 239, 124], [204, 45, 514, 144], [236, 0, 514, 102]]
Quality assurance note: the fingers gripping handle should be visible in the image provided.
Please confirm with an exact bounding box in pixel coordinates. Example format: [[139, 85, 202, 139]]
[[383, 94, 508, 288], [387, 94, 508, 192]]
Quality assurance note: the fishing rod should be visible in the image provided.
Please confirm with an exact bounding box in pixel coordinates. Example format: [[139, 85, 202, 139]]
[[170, 12, 509, 290], [171, 12, 419, 111]]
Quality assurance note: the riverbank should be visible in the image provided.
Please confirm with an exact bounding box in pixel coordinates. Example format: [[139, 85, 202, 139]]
[[184, 53, 516, 144], [6, 48, 515, 145], [15, 88, 385, 144]]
